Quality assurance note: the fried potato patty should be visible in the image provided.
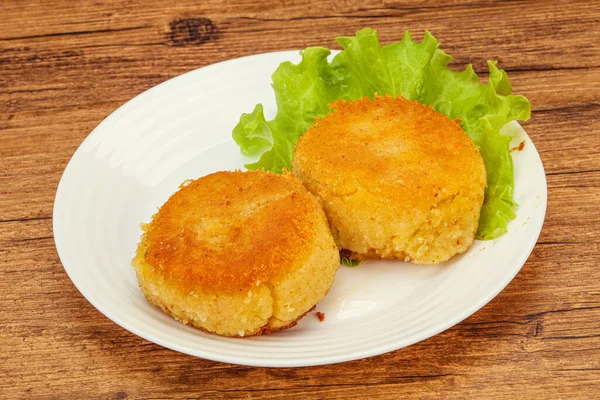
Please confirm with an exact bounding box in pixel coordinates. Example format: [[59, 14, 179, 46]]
[[132, 170, 339, 337], [292, 95, 486, 264]]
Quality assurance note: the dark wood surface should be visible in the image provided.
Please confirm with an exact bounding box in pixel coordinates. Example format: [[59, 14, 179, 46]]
[[1, 0, 599, 398]]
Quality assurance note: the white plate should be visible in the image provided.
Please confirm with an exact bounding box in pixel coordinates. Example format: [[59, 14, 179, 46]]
[[53, 51, 547, 367]]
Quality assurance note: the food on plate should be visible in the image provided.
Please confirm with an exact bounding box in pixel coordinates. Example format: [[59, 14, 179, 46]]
[[131, 170, 339, 337], [293, 95, 486, 264], [233, 28, 531, 240]]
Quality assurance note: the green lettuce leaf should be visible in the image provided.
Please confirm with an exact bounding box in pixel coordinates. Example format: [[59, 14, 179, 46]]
[[341, 257, 361, 268], [232, 28, 531, 240]]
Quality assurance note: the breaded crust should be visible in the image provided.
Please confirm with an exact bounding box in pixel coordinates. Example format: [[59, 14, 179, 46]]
[[292, 95, 487, 264], [132, 170, 340, 337]]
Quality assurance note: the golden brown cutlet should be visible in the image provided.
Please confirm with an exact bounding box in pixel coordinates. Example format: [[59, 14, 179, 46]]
[[293, 94, 487, 264], [132, 170, 339, 337]]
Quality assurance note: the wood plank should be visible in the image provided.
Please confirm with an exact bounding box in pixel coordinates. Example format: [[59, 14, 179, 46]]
[[1, 224, 599, 396], [1, 0, 599, 398]]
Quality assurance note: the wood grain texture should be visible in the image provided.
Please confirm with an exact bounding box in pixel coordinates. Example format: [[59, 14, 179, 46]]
[[1, 0, 599, 398]]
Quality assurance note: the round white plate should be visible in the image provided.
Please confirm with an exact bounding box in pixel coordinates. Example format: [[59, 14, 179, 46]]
[[53, 51, 547, 367]]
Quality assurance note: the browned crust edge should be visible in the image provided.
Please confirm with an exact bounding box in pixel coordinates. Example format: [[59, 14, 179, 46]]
[[141, 284, 317, 338]]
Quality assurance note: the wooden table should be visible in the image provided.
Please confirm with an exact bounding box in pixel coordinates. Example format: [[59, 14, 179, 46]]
[[2, 0, 599, 398]]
